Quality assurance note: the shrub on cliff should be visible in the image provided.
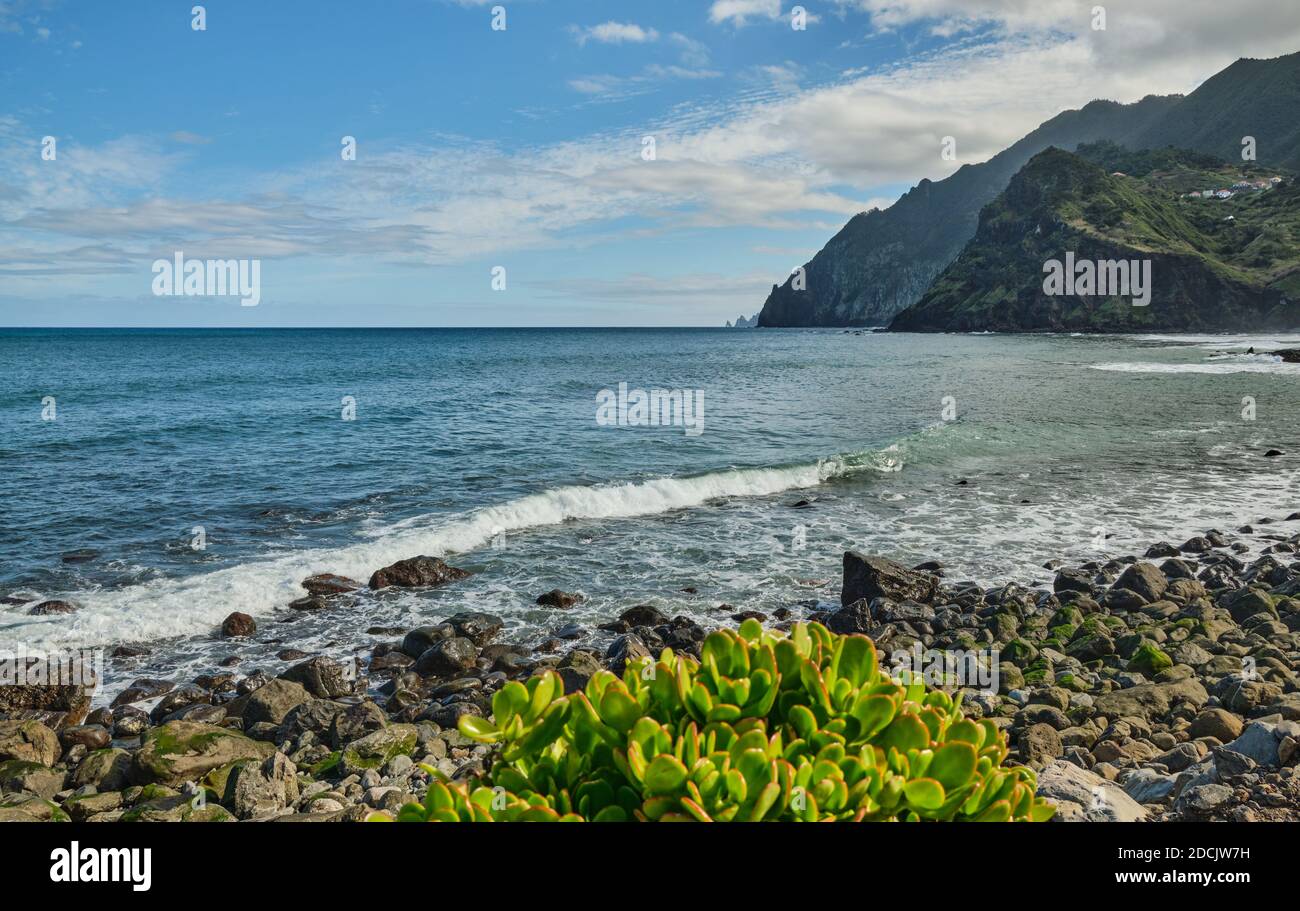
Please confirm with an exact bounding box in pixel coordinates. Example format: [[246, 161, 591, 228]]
[[380, 620, 1054, 822]]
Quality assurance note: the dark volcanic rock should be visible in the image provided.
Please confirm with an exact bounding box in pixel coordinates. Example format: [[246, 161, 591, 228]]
[[221, 612, 256, 638], [606, 634, 651, 674], [442, 612, 504, 647], [301, 573, 362, 595], [536, 589, 584, 609], [1113, 562, 1168, 603], [401, 625, 455, 658], [28, 600, 77, 615], [281, 656, 357, 698], [827, 600, 873, 635], [841, 552, 936, 607], [368, 556, 471, 590], [413, 638, 479, 677]]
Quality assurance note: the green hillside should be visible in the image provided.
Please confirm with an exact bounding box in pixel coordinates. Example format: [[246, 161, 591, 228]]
[[887, 146, 1300, 332]]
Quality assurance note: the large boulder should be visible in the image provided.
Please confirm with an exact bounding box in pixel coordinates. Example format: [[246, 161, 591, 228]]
[[442, 611, 504, 646], [536, 589, 584, 609], [413, 638, 478, 677], [1113, 562, 1167, 604], [340, 724, 419, 776], [1092, 676, 1208, 721], [132, 721, 275, 786], [368, 556, 471, 590], [221, 612, 256, 637], [841, 553, 936, 607], [0, 720, 61, 766], [241, 679, 311, 727], [1036, 759, 1148, 822], [280, 657, 356, 698], [329, 701, 388, 749], [224, 752, 300, 819], [71, 747, 133, 791], [0, 759, 64, 798], [301, 573, 361, 595]]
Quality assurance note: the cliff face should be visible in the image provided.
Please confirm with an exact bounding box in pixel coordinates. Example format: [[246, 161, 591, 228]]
[[758, 52, 1300, 328], [887, 148, 1300, 333]]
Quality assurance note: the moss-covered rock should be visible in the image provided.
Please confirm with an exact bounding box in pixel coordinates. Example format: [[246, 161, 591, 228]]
[[0, 759, 64, 799], [1127, 642, 1173, 676], [72, 747, 133, 791], [132, 721, 275, 786], [63, 790, 125, 821], [0, 719, 60, 766], [340, 724, 418, 776]]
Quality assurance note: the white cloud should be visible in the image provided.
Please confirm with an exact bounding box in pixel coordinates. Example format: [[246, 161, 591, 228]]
[[7, 0, 1300, 289], [709, 0, 784, 26], [572, 21, 660, 46]]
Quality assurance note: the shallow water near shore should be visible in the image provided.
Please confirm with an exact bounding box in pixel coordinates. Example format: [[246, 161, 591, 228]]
[[3, 327, 1299, 698]]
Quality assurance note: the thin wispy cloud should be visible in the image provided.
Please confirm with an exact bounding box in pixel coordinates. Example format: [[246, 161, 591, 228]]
[[571, 21, 660, 46]]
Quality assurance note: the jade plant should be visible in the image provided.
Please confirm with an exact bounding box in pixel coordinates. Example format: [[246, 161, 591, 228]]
[[379, 619, 1054, 822]]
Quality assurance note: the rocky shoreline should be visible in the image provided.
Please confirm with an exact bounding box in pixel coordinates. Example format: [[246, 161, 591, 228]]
[[3, 527, 1300, 823]]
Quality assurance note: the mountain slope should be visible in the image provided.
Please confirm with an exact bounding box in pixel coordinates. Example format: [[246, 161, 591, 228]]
[[1131, 53, 1300, 172], [886, 147, 1300, 332], [757, 51, 1300, 328]]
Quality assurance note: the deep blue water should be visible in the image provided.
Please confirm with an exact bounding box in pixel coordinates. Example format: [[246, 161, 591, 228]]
[[3, 327, 1299, 695]]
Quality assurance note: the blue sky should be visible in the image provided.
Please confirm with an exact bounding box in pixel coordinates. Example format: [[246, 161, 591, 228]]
[[3, 0, 1298, 326]]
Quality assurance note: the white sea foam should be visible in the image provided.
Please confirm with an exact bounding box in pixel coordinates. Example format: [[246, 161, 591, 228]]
[[1090, 360, 1300, 375], [0, 457, 866, 652]]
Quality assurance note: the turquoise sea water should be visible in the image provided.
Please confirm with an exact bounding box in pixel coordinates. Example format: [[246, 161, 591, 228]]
[[3, 327, 1299, 694]]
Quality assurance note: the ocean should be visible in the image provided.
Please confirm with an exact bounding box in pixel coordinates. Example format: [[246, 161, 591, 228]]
[[3, 327, 1299, 698]]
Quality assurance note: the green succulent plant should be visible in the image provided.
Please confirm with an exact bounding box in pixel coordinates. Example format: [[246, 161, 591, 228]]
[[380, 620, 1054, 822]]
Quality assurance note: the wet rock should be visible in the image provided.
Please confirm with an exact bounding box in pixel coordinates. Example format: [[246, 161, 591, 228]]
[[281, 656, 357, 698], [111, 706, 150, 737], [368, 556, 471, 590], [614, 605, 669, 630], [842, 552, 936, 606], [301, 573, 362, 595], [149, 684, 212, 724], [28, 600, 77, 615], [442, 612, 504, 647], [401, 624, 455, 658], [110, 645, 150, 659], [1113, 562, 1168, 603], [413, 638, 479, 677], [606, 634, 651, 675], [221, 612, 256, 638], [826, 600, 872, 635], [1053, 568, 1096, 596], [536, 589, 584, 609], [111, 678, 175, 708]]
